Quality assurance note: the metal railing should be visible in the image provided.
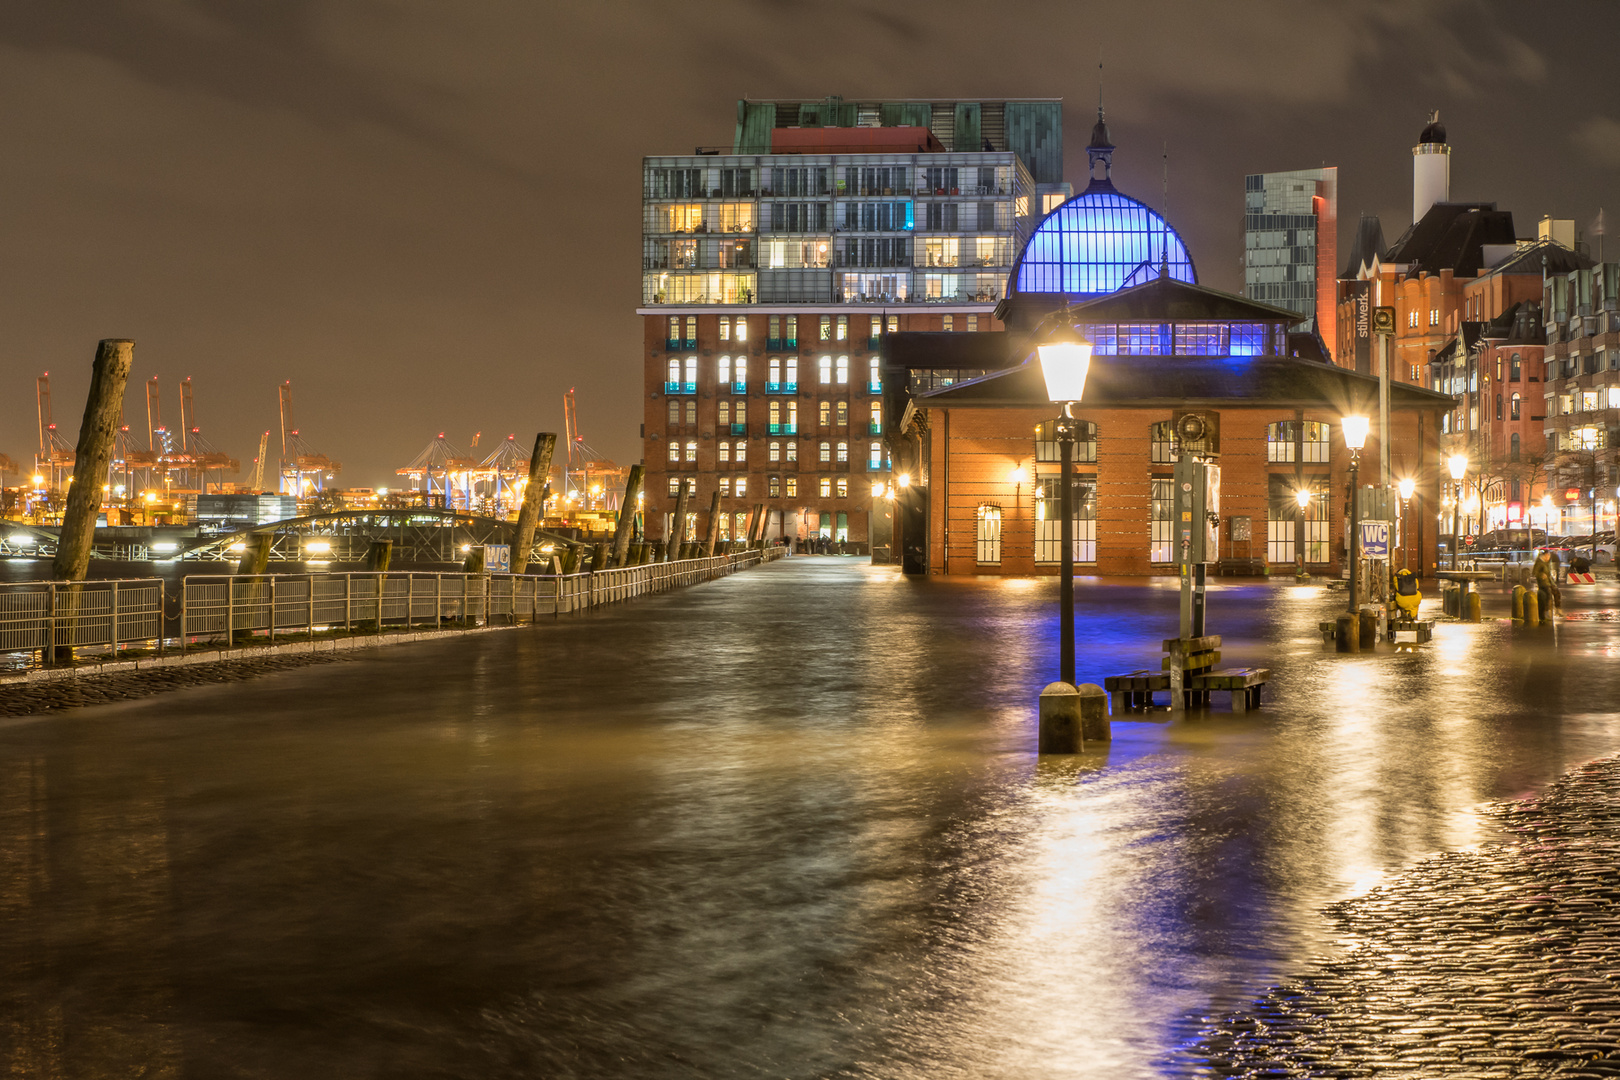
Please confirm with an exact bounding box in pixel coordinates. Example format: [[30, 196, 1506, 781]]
[[1, 549, 785, 670]]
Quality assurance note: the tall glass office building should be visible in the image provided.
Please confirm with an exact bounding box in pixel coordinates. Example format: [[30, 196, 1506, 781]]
[[1243, 168, 1338, 350]]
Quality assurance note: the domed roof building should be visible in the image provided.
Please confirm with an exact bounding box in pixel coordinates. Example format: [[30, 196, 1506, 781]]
[[1008, 109, 1197, 299]]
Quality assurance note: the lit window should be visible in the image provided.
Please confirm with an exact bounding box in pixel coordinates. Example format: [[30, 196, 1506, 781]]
[[667, 358, 680, 385], [734, 357, 746, 389], [869, 403, 881, 432], [869, 315, 881, 339], [668, 476, 681, 497], [820, 441, 832, 462], [819, 400, 831, 426], [769, 440, 781, 461], [734, 318, 747, 342], [886, 315, 899, 333], [768, 358, 780, 386], [769, 475, 781, 497], [869, 357, 881, 391], [769, 401, 781, 428], [719, 356, 731, 385], [836, 315, 848, 341], [684, 316, 696, 343], [718, 400, 730, 426], [667, 399, 679, 427], [1429, 308, 1440, 326], [1013, 192, 1195, 293], [719, 317, 730, 341], [735, 477, 747, 498], [734, 441, 746, 464], [683, 356, 697, 387], [684, 440, 697, 462], [836, 401, 849, 426], [785, 441, 797, 462], [719, 477, 731, 497], [869, 441, 882, 466], [735, 401, 746, 425], [786, 316, 797, 343], [943, 315, 954, 332], [836, 441, 848, 462], [684, 400, 696, 426], [769, 315, 780, 343], [820, 477, 832, 497], [1510, 393, 1522, 420], [667, 316, 679, 343], [718, 442, 730, 463], [786, 476, 798, 497], [667, 441, 679, 462], [784, 357, 797, 387], [836, 356, 849, 384], [967, 315, 979, 332], [836, 478, 848, 498], [819, 356, 832, 383], [820, 315, 831, 341]]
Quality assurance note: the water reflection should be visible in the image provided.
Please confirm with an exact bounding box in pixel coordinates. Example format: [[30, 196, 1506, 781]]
[[2, 562, 1619, 1077]]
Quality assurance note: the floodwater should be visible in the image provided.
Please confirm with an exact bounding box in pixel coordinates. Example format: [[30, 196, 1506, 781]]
[[2, 560, 1619, 1078]]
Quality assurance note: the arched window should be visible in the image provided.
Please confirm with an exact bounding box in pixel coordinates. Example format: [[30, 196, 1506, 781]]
[[684, 400, 696, 426], [836, 441, 848, 462], [684, 440, 697, 462], [836, 356, 850, 384], [683, 356, 697, 389], [768, 358, 780, 390], [1510, 353, 1521, 381], [668, 399, 680, 427], [769, 440, 781, 462], [735, 401, 746, 426], [769, 401, 781, 431], [836, 401, 849, 426], [784, 357, 798, 389], [976, 504, 1003, 565], [667, 358, 680, 386], [818, 356, 832, 384], [1511, 432, 1521, 461], [1510, 392, 1521, 420], [734, 357, 746, 390], [667, 441, 679, 462], [718, 400, 730, 426], [718, 356, 731, 385], [869, 441, 883, 467]]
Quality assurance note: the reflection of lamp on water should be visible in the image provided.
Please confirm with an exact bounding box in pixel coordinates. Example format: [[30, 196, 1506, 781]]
[[1397, 476, 1416, 570], [1038, 322, 1094, 686], [1342, 415, 1370, 615]]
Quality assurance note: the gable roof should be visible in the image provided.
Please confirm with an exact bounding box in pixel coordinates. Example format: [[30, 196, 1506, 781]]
[[1483, 237, 1592, 277], [912, 354, 1454, 411], [1383, 202, 1516, 278]]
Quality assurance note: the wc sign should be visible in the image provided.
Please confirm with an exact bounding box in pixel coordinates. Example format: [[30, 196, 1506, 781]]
[[1359, 520, 1390, 560]]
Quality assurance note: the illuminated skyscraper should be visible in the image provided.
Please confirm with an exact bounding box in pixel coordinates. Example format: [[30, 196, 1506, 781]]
[[1243, 167, 1338, 350]]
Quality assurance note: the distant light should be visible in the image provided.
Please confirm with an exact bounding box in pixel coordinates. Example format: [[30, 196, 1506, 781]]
[[10, 533, 33, 546], [144, 492, 157, 503], [228, 542, 246, 553], [304, 540, 332, 555], [152, 541, 178, 553], [31, 474, 43, 486], [459, 543, 472, 553], [377, 487, 388, 496], [897, 473, 911, 488]]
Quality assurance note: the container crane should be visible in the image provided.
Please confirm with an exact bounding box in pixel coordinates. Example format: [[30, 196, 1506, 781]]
[[562, 388, 625, 511], [248, 431, 270, 492], [33, 373, 76, 491], [276, 381, 340, 496]]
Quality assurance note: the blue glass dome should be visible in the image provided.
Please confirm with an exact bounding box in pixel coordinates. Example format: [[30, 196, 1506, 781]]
[[1011, 186, 1197, 296]]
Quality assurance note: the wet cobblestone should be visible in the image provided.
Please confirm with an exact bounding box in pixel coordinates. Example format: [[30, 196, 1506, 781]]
[[0, 653, 355, 717], [1187, 755, 1620, 1077]]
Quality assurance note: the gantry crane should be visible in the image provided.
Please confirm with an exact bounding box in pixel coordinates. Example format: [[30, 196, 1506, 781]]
[[562, 388, 625, 511], [249, 431, 270, 492], [33, 373, 76, 490], [276, 381, 340, 495]]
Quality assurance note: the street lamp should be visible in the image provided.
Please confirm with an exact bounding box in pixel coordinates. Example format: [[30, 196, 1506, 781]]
[[1038, 321, 1094, 686], [1448, 453, 1468, 568], [1342, 415, 1370, 615], [1397, 476, 1416, 570], [1294, 488, 1311, 581]]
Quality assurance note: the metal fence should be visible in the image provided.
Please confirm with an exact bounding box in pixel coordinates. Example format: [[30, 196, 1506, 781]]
[[0, 548, 784, 669]]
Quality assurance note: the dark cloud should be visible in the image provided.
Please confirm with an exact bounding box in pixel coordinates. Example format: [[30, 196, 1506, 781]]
[[0, 1, 1613, 485]]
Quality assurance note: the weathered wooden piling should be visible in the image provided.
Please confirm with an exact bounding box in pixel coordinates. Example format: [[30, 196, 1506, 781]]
[[748, 503, 766, 548], [237, 534, 273, 576], [664, 480, 692, 562], [608, 464, 644, 568], [591, 543, 609, 571], [703, 490, 722, 557], [509, 433, 556, 575], [52, 339, 135, 584], [1335, 612, 1361, 653], [364, 539, 393, 573]]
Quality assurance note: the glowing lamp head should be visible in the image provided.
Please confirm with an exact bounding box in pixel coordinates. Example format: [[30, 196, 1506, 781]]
[[1037, 324, 1093, 403], [1341, 415, 1371, 451], [1295, 489, 1311, 510], [1448, 453, 1468, 480], [897, 473, 911, 489], [871, 482, 886, 498], [31, 474, 43, 486], [1009, 465, 1028, 485], [1398, 477, 1415, 501]]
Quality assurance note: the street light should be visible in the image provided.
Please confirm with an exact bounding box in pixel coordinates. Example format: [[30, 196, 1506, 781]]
[[1397, 476, 1415, 570], [1038, 321, 1095, 686], [1448, 453, 1468, 568], [1342, 416, 1370, 615]]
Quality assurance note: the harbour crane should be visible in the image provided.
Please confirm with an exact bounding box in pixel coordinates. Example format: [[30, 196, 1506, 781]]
[[249, 431, 270, 492]]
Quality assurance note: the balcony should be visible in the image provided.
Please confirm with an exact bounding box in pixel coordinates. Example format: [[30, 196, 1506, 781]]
[[868, 336, 880, 349], [766, 382, 798, 395], [866, 460, 888, 471], [768, 423, 798, 436], [731, 381, 748, 395], [868, 422, 883, 435], [729, 423, 747, 436], [867, 380, 882, 394], [664, 381, 697, 395]]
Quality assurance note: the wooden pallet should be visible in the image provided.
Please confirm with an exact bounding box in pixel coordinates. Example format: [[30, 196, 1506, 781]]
[[1104, 669, 1171, 711]]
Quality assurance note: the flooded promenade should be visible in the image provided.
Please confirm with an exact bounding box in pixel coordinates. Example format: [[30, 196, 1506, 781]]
[[3, 558, 1620, 1077]]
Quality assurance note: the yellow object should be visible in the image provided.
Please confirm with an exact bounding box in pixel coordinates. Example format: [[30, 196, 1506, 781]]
[[1394, 569, 1422, 618]]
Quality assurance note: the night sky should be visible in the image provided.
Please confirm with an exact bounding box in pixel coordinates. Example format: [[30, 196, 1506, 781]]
[[3, 2, 1616, 487]]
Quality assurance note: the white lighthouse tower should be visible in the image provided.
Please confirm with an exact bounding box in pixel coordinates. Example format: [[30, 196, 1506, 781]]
[[1412, 110, 1450, 224]]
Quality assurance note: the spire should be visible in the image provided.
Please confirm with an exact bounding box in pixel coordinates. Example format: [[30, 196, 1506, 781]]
[[1086, 65, 1114, 186]]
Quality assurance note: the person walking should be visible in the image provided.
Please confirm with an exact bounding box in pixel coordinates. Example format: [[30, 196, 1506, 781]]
[[1534, 549, 1563, 621]]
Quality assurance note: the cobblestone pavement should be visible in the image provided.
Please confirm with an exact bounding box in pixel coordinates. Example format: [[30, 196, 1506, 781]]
[[0, 653, 355, 717], [1188, 756, 1620, 1078]]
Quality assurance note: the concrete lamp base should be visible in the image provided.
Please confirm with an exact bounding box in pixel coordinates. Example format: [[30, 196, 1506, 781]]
[[1039, 682, 1109, 753]]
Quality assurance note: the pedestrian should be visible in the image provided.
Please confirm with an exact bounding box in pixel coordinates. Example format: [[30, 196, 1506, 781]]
[[1533, 549, 1563, 621]]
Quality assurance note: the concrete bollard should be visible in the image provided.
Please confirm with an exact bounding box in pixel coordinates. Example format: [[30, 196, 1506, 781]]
[[1525, 589, 1540, 626], [1335, 612, 1361, 653], [1038, 682, 1082, 753], [1468, 591, 1482, 623], [1077, 682, 1109, 742], [1512, 585, 1524, 621], [1359, 605, 1379, 649]]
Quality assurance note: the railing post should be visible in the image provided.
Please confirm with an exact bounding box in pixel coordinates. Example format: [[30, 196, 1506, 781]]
[[269, 576, 277, 647], [45, 582, 55, 667], [345, 574, 352, 633], [180, 578, 188, 654], [436, 574, 442, 631], [111, 579, 119, 658], [227, 575, 235, 649], [308, 574, 316, 643]]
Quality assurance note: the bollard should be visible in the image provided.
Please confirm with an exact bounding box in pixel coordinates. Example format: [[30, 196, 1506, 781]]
[[1525, 589, 1540, 626], [1077, 683, 1110, 743], [1468, 590, 1482, 623], [1359, 605, 1379, 649], [1511, 585, 1524, 621], [1038, 682, 1082, 753], [1335, 612, 1361, 653], [591, 543, 609, 571]]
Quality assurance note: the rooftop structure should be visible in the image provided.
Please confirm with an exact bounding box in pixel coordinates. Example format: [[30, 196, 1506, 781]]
[[1243, 167, 1338, 349]]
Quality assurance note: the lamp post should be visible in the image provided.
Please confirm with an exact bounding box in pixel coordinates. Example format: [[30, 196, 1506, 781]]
[[1038, 322, 1094, 686], [1397, 476, 1415, 571], [1295, 487, 1311, 581], [1342, 416, 1370, 615], [1448, 453, 1468, 569]]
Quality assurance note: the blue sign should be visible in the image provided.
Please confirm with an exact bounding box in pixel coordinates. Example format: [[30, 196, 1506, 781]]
[[1359, 521, 1390, 560], [484, 544, 511, 574]]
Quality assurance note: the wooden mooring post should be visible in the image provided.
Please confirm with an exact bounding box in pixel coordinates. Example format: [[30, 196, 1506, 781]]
[[609, 464, 644, 568], [510, 432, 556, 575], [664, 479, 692, 562]]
